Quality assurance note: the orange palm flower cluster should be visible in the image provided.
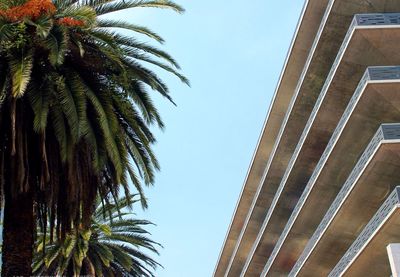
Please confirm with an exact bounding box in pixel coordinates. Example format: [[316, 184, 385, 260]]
[[57, 17, 85, 27], [0, 0, 56, 21]]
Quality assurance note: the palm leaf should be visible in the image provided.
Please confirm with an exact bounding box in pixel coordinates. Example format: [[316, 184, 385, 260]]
[[8, 52, 33, 98], [95, 0, 184, 15]]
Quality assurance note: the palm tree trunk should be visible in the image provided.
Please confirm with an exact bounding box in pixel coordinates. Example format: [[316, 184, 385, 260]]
[[1, 190, 34, 276], [82, 257, 96, 276], [1, 101, 35, 277]]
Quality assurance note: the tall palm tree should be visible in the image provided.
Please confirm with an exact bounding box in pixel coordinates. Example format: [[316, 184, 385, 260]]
[[0, 0, 187, 275], [33, 195, 161, 277]]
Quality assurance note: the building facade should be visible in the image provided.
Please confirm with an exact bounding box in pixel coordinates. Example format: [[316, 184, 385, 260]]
[[214, 1, 400, 276]]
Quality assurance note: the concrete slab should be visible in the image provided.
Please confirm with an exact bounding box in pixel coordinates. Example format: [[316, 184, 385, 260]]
[[329, 187, 400, 277], [262, 68, 400, 276]]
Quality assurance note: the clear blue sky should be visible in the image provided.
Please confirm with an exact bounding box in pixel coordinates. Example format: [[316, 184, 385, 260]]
[[119, 1, 305, 276]]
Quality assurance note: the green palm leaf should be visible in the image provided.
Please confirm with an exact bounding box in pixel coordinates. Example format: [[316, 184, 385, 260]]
[[95, 0, 184, 15], [8, 52, 33, 98], [33, 195, 161, 276]]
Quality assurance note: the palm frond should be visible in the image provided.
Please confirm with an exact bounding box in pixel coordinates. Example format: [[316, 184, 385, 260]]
[[33, 194, 161, 276], [96, 19, 164, 43], [95, 0, 184, 16], [8, 52, 33, 98]]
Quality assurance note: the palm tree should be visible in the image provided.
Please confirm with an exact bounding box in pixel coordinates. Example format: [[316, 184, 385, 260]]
[[0, 0, 187, 275], [33, 195, 161, 277]]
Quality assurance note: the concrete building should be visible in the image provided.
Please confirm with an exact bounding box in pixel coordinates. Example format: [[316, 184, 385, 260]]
[[214, 1, 400, 276]]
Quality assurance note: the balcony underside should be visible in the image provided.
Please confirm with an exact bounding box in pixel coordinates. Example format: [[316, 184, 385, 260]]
[[239, 18, 400, 277], [291, 125, 400, 276], [216, 0, 400, 274], [262, 71, 400, 276], [329, 187, 400, 277]]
